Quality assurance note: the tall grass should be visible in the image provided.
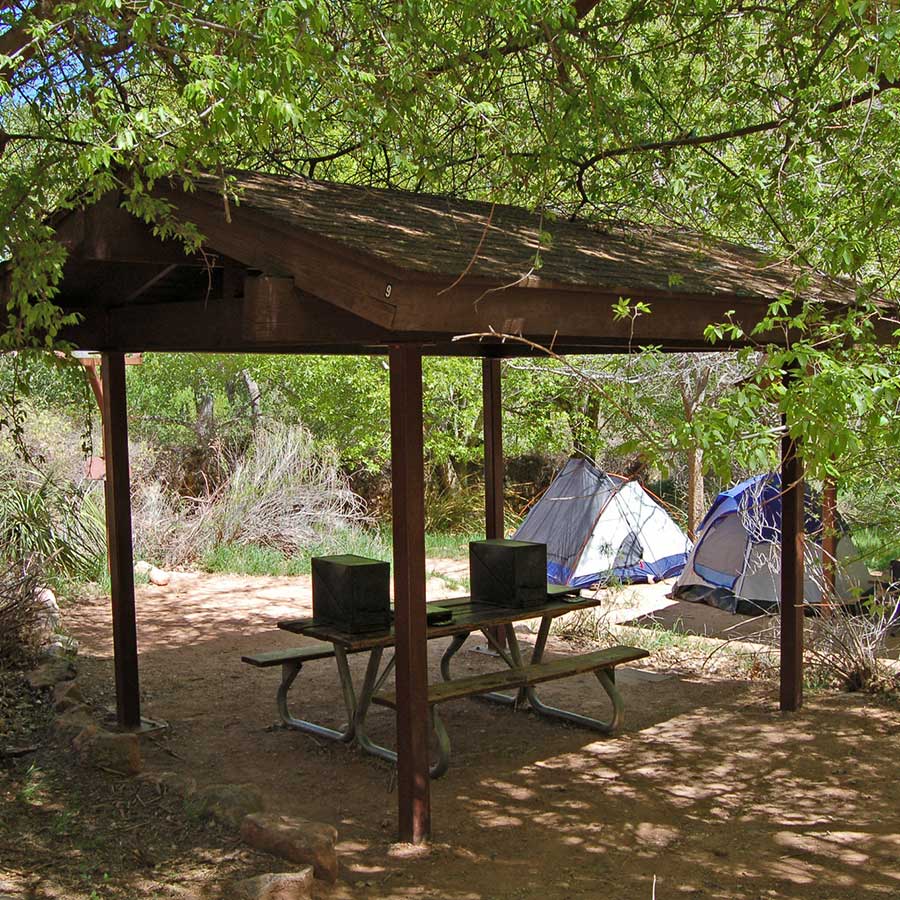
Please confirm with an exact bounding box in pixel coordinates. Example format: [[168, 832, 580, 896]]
[[201, 528, 478, 575]]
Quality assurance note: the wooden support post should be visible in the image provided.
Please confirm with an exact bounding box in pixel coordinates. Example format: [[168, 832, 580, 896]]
[[482, 358, 507, 649], [100, 353, 141, 729], [821, 475, 837, 606], [483, 358, 504, 539], [389, 345, 431, 843], [780, 391, 804, 712]]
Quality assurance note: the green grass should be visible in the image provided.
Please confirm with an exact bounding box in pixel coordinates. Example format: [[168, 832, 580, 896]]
[[200, 528, 480, 576]]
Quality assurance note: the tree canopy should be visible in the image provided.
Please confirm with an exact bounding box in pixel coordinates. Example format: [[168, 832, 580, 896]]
[[3, 0, 900, 485]]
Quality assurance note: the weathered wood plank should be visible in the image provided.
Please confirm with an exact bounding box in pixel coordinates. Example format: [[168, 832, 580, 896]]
[[241, 645, 338, 667], [372, 645, 650, 709], [291, 592, 599, 651]]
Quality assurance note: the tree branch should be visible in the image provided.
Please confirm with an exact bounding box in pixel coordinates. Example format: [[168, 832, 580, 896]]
[[579, 74, 900, 171]]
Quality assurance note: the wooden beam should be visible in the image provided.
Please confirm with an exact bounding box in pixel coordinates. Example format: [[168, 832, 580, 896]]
[[61, 287, 392, 353], [100, 353, 141, 729], [780, 381, 804, 712], [389, 344, 431, 843], [390, 280, 784, 350], [58, 192, 207, 266], [159, 188, 399, 329]]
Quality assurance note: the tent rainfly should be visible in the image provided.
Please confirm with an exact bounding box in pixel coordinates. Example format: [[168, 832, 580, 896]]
[[672, 474, 870, 614], [513, 458, 692, 587]]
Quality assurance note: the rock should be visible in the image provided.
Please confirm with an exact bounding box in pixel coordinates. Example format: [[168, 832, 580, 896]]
[[148, 567, 171, 586], [138, 770, 197, 797], [233, 870, 314, 900], [240, 814, 338, 883], [26, 656, 76, 689], [34, 587, 60, 637], [52, 706, 95, 742], [193, 783, 265, 829], [134, 560, 153, 575], [74, 727, 142, 775], [53, 680, 84, 713]]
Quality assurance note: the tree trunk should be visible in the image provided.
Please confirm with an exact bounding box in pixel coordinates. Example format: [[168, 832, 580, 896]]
[[241, 369, 262, 430], [686, 445, 705, 538]]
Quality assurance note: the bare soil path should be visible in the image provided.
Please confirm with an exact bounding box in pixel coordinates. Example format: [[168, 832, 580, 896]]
[[56, 567, 900, 899]]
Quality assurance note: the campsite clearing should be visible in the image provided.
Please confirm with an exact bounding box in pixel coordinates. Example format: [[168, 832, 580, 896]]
[[20, 564, 899, 900]]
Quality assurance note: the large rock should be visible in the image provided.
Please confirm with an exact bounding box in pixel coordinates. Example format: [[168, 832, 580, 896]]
[[52, 680, 84, 713], [233, 870, 314, 900], [240, 814, 338, 883], [74, 727, 142, 775], [53, 706, 95, 742], [193, 783, 265, 829], [26, 656, 75, 689], [148, 566, 171, 586], [137, 770, 197, 798], [34, 587, 60, 639]]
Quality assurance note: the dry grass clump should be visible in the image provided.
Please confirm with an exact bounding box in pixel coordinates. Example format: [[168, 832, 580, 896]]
[[806, 601, 900, 693], [0, 559, 43, 667], [136, 423, 366, 566]]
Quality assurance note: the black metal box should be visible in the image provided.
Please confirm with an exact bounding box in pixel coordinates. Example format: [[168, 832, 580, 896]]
[[469, 539, 547, 608], [311, 554, 391, 632]]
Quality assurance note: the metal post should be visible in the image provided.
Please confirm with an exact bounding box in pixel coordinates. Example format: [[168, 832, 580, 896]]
[[483, 358, 504, 539], [100, 353, 141, 729], [389, 344, 431, 843], [780, 382, 804, 712]]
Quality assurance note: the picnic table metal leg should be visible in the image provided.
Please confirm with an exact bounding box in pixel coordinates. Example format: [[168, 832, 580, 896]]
[[276, 658, 356, 743], [354, 647, 451, 779], [521, 620, 626, 733], [439, 633, 469, 682]]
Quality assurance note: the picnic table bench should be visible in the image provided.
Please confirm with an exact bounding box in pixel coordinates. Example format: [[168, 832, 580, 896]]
[[242, 590, 650, 777]]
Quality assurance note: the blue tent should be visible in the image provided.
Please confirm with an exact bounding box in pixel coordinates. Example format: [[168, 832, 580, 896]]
[[673, 473, 870, 613]]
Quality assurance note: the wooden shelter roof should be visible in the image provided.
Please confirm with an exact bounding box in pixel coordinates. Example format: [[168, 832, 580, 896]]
[[27, 169, 858, 355], [204, 170, 848, 305]]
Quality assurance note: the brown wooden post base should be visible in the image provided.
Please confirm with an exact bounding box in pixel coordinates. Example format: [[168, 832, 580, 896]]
[[389, 344, 431, 843], [100, 353, 141, 729]]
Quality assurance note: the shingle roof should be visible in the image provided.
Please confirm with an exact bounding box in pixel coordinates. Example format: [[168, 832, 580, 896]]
[[195, 170, 854, 306]]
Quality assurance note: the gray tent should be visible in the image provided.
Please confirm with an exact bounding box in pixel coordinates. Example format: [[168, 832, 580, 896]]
[[513, 458, 691, 587]]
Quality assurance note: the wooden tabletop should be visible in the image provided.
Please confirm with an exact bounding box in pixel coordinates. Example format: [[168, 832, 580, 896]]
[[278, 588, 601, 651]]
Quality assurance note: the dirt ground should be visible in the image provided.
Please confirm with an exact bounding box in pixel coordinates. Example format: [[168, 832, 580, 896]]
[[47, 565, 900, 899]]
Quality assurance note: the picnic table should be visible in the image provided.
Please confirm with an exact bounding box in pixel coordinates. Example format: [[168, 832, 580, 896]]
[[243, 587, 648, 778]]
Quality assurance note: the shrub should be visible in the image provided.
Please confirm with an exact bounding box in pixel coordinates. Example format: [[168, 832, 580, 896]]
[[806, 601, 900, 693], [147, 423, 365, 566], [0, 559, 44, 667], [0, 472, 106, 581]]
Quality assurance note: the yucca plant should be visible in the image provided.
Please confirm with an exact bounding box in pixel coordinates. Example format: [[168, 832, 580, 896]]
[[0, 557, 43, 667], [0, 472, 106, 580]]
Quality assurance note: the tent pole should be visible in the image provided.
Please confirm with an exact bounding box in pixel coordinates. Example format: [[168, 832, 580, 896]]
[[389, 344, 431, 843], [780, 371, 804, 712], [100, 353, 141, 729]]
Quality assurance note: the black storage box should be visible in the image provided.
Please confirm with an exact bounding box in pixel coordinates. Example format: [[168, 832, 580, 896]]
[[311, 554, 391, 633], [469, 539, 547, 608]]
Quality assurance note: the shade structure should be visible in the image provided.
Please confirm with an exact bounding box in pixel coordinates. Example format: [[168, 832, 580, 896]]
[[672, 474, 869, 614], [513, 458, 691, 587], [1, 168, 843, 840]]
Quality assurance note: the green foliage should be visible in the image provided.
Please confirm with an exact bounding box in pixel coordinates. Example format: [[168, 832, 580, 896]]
[[0, 473, 106, 580]]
